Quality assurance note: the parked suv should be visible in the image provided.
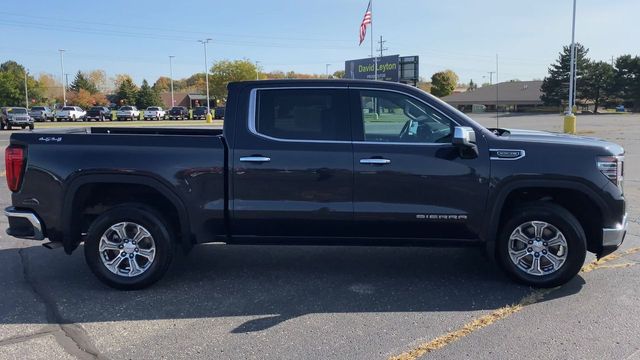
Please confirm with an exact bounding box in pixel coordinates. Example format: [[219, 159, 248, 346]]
[[1, 107, 34, 130], [116, 106, 140, 121], [28, 106, 53, 122], [192, 106, 209, 120], [168, 106, 189, 120], [55, 106, 86, 121], [86, 106, 111, 121], [214, 106, 225, 119], [143, 106, 166, 120]]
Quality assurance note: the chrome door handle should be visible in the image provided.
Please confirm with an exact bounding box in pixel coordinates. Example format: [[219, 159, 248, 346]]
[[360, 158, 391, 165], [240, 156, 271, 162]]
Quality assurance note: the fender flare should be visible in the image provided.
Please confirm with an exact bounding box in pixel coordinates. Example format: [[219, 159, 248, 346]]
[[61, 173, 191, 254], [483, 178, 608, 257]]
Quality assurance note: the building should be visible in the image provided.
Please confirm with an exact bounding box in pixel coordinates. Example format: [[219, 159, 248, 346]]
[[160, 92, 215, 109], [442, 80, 544, 112]]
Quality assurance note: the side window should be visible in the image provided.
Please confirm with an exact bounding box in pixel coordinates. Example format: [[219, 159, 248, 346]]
[[359, 90, 453, 144], [256, 89, 350, 141]]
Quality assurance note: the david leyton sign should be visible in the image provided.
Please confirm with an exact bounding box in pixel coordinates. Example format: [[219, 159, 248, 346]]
[[345, 55, 400, 82]]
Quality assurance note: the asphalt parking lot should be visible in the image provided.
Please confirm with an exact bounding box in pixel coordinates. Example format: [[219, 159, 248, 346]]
[[0, 113, 639, 360]]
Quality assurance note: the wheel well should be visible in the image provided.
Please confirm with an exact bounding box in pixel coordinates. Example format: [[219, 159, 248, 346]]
[[498, 187, 603, 253], [70, 183, 184, 246]]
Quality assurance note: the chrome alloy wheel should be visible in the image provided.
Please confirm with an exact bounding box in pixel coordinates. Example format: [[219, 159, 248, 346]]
[[508, 221, 568, 276], [99, 222, 156, 277]]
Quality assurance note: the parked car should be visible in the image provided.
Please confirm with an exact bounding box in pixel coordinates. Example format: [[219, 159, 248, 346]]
[[214, 106, 225, 119], [3, 80, 627, 290], [116, 106, 140, 121], [29, 106, 54, 122], [1, 107, 34, 130], [192, 106, 209, 120], [85, 106, 111, 121], [168, 106, 189, 120], [55, 106, 86, 121], [616, 105, 626, 112], [143, 106, 166, 120]]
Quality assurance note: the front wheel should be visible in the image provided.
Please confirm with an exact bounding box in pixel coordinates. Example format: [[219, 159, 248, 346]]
[[84, 204, 175, 290], [28, 124, 34, 130], [497, 202, 586, 288]]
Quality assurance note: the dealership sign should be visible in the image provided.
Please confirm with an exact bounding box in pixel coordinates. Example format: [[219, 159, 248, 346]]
[[345, 55, 400, 82]]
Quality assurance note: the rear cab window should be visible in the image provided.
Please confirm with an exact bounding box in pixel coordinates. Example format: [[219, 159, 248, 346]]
[[255, 88, 350, 141]]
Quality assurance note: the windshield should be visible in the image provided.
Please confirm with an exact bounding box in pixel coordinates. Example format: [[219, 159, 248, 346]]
[[62, 107, 74, 111], [9, 108, 27, 114], [32, 107, 45, 111], [120, 106, 132, 110], [171, 107, 182, 111], [147, 107, 159, 111], [90, 107, 103, 111]]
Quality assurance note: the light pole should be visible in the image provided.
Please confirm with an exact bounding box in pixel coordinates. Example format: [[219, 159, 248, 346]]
[[568, 0, 577, 115], [24, 69, 29, 108], [59, 49, 66, 106], [198, 38, 212, 113], [255, 61, 260, 80], [169, 55, 175, 107], [326, 64, 331, 79]]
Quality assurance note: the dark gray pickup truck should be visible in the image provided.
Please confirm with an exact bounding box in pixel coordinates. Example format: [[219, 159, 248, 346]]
[[4, 80, 627, 289]]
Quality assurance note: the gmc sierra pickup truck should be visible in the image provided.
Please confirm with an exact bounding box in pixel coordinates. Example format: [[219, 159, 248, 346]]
[[4, 80, 627, 290]]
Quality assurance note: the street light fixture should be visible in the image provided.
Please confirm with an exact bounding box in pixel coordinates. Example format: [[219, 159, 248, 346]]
[[169, 55, 175, 106], [198, 38, 212, 113], [59, 49, 66, 106]]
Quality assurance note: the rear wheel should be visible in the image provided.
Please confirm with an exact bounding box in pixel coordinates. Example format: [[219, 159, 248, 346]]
[[497, 202, 586, 288], [28, 124, 34, 130], [84, 204, 175, 290]]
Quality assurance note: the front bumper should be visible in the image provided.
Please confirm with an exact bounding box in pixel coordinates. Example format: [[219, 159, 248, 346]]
[[5, 207, 44, 240], [600, 213, 627, 257]]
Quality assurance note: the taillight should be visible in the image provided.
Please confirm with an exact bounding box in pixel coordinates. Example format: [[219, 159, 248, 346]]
[[597, 155, 624, 192], [5, 146, 25, 192]]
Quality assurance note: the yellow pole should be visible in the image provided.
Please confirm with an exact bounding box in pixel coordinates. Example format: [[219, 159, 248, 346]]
[[564, 113, 576, 134], [206, 113, 213, 124]]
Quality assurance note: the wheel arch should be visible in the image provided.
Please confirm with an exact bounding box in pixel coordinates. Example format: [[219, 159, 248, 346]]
[[62, 174, 191, 254]]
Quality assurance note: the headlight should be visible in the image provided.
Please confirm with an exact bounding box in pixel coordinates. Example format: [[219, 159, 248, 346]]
[[597, 155, 624, 192]]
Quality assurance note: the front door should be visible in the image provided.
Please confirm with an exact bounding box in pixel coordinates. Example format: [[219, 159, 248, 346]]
[[351, 89, 490, 240], [231, 87, 354, 238]]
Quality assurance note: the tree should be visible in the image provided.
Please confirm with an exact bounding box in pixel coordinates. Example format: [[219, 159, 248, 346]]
[[153, 76, 172, 92], [541, 43, 590, 107], [209, 60, 259, 101], [0, 60, 43, 107], [136, 79, 162, 108], [430, 70, 459, 97], [70, 71, 98, 94], [87, 70, 107, 92], [67, 89, 107, 109], [614, 55, 640, 111], [38, 73, 63, 103], [467, 79, 477, 91], [581, 61, 615, 113], [332, 70, 345, 79], [115, 77, 138, 105]]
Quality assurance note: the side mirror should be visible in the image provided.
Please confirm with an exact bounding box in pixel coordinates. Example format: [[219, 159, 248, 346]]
[[452, 126, 478, 158]]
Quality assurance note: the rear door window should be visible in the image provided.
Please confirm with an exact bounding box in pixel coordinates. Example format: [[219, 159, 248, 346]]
[[256, 89, 350, 141]]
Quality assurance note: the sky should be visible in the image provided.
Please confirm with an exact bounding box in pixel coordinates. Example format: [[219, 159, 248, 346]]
[[0, 0, 638, 86]]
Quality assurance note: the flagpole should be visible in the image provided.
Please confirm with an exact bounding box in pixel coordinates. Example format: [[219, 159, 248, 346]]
[[371, 0, 377, 80]]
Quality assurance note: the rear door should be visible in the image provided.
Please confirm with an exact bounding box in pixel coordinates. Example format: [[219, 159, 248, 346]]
[[231, 86, 354, 238], [351, 88, 489, 240]]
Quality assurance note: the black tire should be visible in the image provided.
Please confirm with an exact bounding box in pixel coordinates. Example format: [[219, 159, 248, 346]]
[[84, 204, 175, 290], [0, 122, 5, 130], [7, 124, 12, 130], [28, 124, 34, 130], [497, 202, 586, 288]]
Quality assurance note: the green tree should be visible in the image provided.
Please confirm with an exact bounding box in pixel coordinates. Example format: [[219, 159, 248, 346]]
[[614, 55, 640, 111], [115, 77, 139, 106], [209, 60, 259, 100], [136, 79, 162, 108], [581, 61, 615, 113], [541, 43, 590, 107], [430, 70, 459, 97], [0, 60, 43, 107], [332, 70, 346, 79], [70, 71, 98, 94]]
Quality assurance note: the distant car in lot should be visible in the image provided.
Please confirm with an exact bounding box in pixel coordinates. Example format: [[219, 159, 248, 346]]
[[214, 106, 225, 119], [168, 106, 189, 120], [85, 106, 111, 121], [616, 105, 625, 112], [143, 106, 166, 120], [193, 106, 209, 120], [28, 106, 53, 122], [55, 106, 86, 121], [0, 107, 34, 130], [116, 106, 140, 121]]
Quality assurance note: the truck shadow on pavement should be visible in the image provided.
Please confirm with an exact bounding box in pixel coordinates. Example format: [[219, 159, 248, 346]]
[[9, 244, 585, 333]]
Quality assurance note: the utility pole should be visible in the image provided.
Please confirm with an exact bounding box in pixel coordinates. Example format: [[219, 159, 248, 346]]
[[24, 69, 29, 109], [65, 74, 70, 97], [169, 56, 175, 107], [496, 54, 499, 127], [198, 39, 212, 113], [59, 49, 66, 106], [487, 71, 495, 85], [371, 0, 377, 80], [256, 61, 261, 80], [377, 35, 387, 58], [326, 64, 331, 78], [568, 0, 577, 114]]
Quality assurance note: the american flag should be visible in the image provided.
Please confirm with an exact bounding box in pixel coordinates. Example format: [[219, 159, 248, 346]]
[[359, 0, 372, 45]]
